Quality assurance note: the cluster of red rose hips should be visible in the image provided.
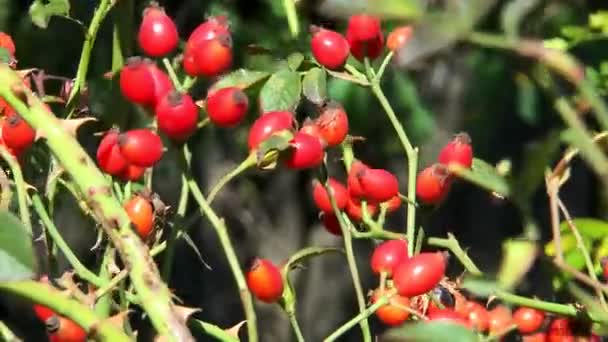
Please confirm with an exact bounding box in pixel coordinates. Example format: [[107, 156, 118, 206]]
[[416, 133, 473, 204]]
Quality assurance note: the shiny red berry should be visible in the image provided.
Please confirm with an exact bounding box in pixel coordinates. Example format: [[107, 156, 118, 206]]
[[96, 130, 127, 175], [182, 48, 200, 76], [118, 164, 146, 182], [316, 101, 349, 147], [358, 168, 399, 203], [370, 239, 408, 276], [47, 316, 86, 342], [284, 132, 324, 169], [383, 195, 401, 213], [138, 4, 179, 57], [393, 252, 446, 297], [312, 178, 348, 213], [416, 164, 452, 204], [547, 318, 573, 342], [148, 65, 174, 108], [386, 26, 413, 52], [523, 332, 547, 342], [118, 129, 163, 167], [371, 288, 410, 326], [513, 307, 545, 334], [247, 111, 295, 150], [186, 16, 230, 50], [2, 113, 35, 151], [206, 87, 249, 127], [465, 301, 490, 332], [320, 212, 342, 236], [310, 27, 350, 70], [156, 92, 199, 142], [488, 305, 513, 335], [438, 132, 473, 169], [427, 309, 471, 328], [246, 258, 284, 303], [125, 195, 154, 239], [345, 196, 377, 221], [346, 14, 384, 61], [347, 160, 370, 199], [193, 36, 233, 77], [119, 57, 156, 105], [299, 119, 324, 146], [33, 304, 55, 322]]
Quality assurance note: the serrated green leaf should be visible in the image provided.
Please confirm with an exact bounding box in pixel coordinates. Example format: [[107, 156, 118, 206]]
[[287, 53, 304, 71], [382, 321, 480, 342], [209, 69, 270, 93], [449, 158, 510, 197], [0, 211, 36, 281], [29, 0, 70, 29], [259, 69, 301, 112], [497, 239, 538, 291], [302, 68, 327, 105]]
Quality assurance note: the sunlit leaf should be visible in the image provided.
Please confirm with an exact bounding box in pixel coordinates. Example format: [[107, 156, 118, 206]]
[[29, 0, 70, 29], [319, 0, 423, 20], [302, 68, 327, 105], [0, 211, 36, 281], [449, 158, 510, 197], [259, 69, 301, 112], [209, 69, 270, 93], [497, 239, 538, 291], [559, 218, 608, 240], [287, 53, 304, 71], [382, 321, 480, 342]]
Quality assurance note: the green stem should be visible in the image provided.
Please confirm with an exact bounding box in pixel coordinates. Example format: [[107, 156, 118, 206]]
[[283, 0, 300, 38], [365, 63, 418, 256], [189, 319, 239, 342], [67, 0, 114, 108], [30, 193, 103, 286], [163, 58, 183, 91], [183, 146, 258, 342], [0, 281, 129, 341], [0, 146, 31, 234], [111, 0, 133, 73], [374, 52, 394, 83], [0, 321, 19, 342], [323, 295, 389, 342], [207, 154, 256, 204], [427, 234, 483, 276], [94, 246, 115, 317], [326, 182, 371, 342], [288, 313, 305, 342], [0, 65, 193, 341], [161, 172, 189, 282]]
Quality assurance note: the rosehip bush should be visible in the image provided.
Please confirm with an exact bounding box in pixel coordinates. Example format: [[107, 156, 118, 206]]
[[0, 2, 607, 342]]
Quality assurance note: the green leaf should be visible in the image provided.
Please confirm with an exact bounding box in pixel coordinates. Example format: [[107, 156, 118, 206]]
[[501, 0, 541, 39], [0, 211, 36, 281], [259, 69, 301, 112], [254, 130, 294, 169], [461, 277, 498, 298], [319, 0, 423, 20], [497, 239, 538, 291], [209, 69, 270, 93], [0, 48, 11, 65], [449, 158, 510, 197], [515, 74, 539, 125], [29, 0, 70, 29], [302, 68, 327, 105], [382, 321, 480, 342], [559, 218, 608, 240], [286, 53, 304, 71]]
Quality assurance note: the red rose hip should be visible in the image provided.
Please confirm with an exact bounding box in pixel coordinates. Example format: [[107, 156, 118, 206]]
[[416, 163, 452, 204], [310, 27, 350, 70], [370, 239, 409, 276], [320, 212, 342, 236], [2, 113, 35, 151], [206, 87, 249, 127], [119, 57, 156, 105], [156, 91, 199, 141], [193, 36, 233, 77], [358, 168, 399, 203], [246, 258, 284, 303], [393, 252, 446, 297], [346, 14, 384, 61], [284, 132, 325, 169], [513, 307, 545, 334], [118, 129, 163, 167], [96, 130, 127, 175], [138, 4, 179, 57], [438, 132, 473, 169], [312, 178, 348, 213], [371, 288, 410, 326], [247, 111, 295, 150], [386, 26, 413, 52], [315, 101, 349, 147]]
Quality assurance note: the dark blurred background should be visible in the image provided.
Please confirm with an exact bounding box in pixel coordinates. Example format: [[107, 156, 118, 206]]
[[1, 0, 608, 341]]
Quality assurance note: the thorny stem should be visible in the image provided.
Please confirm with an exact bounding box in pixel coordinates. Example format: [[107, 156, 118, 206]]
[[427, 234, 483, 276], [323, 294, 389, 342], [0, 281, 130, 341], [0, 146, 32, 234], [182, 146, 258, 342], [189, 319, 239, 342], [364, 58, 418, 256], [66, 0, 114, 109], [207, 154, 256, 204], [0, 65, 194, 341], [326, 180, 371, 342], [30, 193, 103, 287]]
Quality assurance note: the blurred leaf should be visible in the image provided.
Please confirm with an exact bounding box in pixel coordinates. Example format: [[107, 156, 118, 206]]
[[545, 233, 586, 257], [381, 321, 480, 342], [259, 69, 301, 112], [449, 158, 510, 197], [394, 0, 496, 68], [287, 53, 304, 71], [0, 211, 36, 281], [515, 74, 539, 125], [497, 239, 538, 291], [302, 68, 327, 105], [29, 0, 70, 29], [512, 130, 561, 202], [558, 218, 608, 240], [568, 283, 608, 324], [501, 0, 541, 39], [392, 72, 435, 142], [589, 11, 608, 34], [0, 48, 11, 64], [461, 277, 498, 297], [255, 129, 294, 169], [209, 69, 271, 93], [319, 0, 423, 20]]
